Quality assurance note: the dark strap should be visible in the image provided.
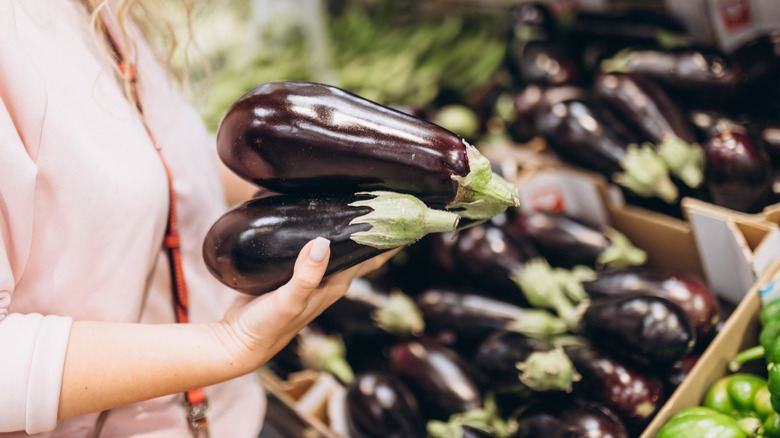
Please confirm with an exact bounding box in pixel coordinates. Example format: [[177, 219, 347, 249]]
[[102, 20, 210, 437]]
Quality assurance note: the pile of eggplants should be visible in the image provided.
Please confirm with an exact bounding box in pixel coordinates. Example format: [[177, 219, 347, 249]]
[[498, 3, 780, 216], [261, 204, 726, 437], [203, 80, 519, 296]]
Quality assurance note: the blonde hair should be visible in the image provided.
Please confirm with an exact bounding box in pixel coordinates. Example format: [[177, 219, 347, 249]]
[[80, 0, 199, 103]]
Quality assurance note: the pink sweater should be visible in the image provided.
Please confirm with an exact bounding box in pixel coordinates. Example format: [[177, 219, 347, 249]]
[[0, 1, 264, 436]]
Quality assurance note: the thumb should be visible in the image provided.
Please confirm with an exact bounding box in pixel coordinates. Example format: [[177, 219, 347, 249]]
[[277, 237, 331, 309]]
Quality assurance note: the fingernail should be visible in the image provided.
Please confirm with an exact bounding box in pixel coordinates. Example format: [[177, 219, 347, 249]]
[[309, 237, 330, 263]]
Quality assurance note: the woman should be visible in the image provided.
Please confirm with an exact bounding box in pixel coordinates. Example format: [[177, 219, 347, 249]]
[[0, 1, 396, 436]]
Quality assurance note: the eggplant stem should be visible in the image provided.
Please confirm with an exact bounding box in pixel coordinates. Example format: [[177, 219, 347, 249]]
[[614, 143, 679, 203], [296, 330, 355, 384], [507, 307, 569, 338], [728, 345, 766, 372], [515, 347, 581, 393], [512, 258, 586, 328], [657, 134, 704, 189], [427, 395, 514, 438], [598, 227, 648, 269], [371, 290, 426, 336], [599, 48, 633, 73], [449, 142, 520, 220], [349, 191, 460, 249]]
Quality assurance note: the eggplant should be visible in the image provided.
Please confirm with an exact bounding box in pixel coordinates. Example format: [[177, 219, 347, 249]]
[[318, 277, 424, 339], [473, 330, 580, 393], [414, 288, 568, 344], [202, 191, 460, 295], [346, 371, 426, 438], [435, 220, 542, 302], [390, 339, 483, 420], [582, 267, 721, 342], [581, 295, 696, 368], [216, 80, 518, 220], [506, 40, 580, 86], [703, 129, 773, 213], [666, 354, 700, 389], [507, 211, 647, 270], [560, 337, 666, 428], [514, 399, 629, 438], [599, 47, 741, 99], [535, 88, 679, 202], [593, 71, 704, 189]]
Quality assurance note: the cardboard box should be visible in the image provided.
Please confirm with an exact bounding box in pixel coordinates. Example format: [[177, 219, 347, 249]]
[[683, 199, 780, 305], [640, 258, 780, 437]]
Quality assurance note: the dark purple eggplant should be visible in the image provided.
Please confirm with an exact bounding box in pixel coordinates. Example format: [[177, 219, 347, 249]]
[[593, 71, 704, 189], [414, 288, 568, 343], [507, 211, 646, 270], [581, 295, 696, 368], [439, 220, 542, 302], [666, 353, 700, 389], [703, 129, 773, 213], [514, 399, 629, 438], [216, 81, 518, 220], [473, 330, 579, 393], [582, 267, 721, 342], [345, 371, 426, 438], [560, 337, 665, 427], [506, 40, 580, 86], [535, 88, 679, 202], [730, 31, 780, 111], [202, 191, 460, 295], [390, 339, 483, 420], [755, 123, 780, 168], [318, 277, 424, 339], [599, 47, 741, 99], [688, 109, 748, 141]]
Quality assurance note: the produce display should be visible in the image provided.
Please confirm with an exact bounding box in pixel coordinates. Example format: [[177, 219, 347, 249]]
[[656, 297, 780, 437], [193, 2, 780, 437]]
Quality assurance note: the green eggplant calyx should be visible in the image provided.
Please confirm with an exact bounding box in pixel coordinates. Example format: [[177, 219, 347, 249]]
[[349, 191, 460, 249], [516, 347, 582, 393], [656, 30, 695, 49], [657, 134, 705, 189], [507, 308, 569, 338], [296, 331, 355, 384], [371, 290, 426, 336], [598, 226, 648, 269], [512, 258, 586, 328], [427, 396, 513, 438], [599, 48, 634, 73], [614, 143, 679, 203], [449, 141, 520, 220]]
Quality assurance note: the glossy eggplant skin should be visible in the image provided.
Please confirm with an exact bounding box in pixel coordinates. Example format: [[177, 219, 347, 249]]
[[582, 295, 696, 368], [593, 72, 697, 147], [216, 81, 468, 204], [346, 371, 426, 438], [515, 400, 629, 438], [473, 330, 556, 390], [507, 40, 580, 86], [202, 193, 383, 296], [563, 341, 665, 428], [536, 96, 632, 177], [601, 48, 741, 98], [582, 268, 721, 342], [390, 340, 483, 420], [703, 130, 774, 213], [445, 221, 541, 301], [508, 211, 610, 269]]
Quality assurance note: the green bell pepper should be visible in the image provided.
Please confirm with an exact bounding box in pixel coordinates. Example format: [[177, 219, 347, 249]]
[[657, 407, 749, 438], [703, 373, 780, 437]]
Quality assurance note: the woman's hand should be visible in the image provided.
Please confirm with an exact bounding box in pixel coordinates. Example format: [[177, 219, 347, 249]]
[[215, 237, 400, 370]]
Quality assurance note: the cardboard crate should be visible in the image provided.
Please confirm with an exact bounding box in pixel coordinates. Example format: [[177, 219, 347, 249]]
[[640, 258, 780, 437]]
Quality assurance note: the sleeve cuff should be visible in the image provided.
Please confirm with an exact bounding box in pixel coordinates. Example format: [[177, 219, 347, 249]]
[[0, 313, 73, 433]]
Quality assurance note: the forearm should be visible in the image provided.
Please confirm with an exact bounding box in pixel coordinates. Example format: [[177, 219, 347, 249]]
[[57, 320, 261, 420]]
